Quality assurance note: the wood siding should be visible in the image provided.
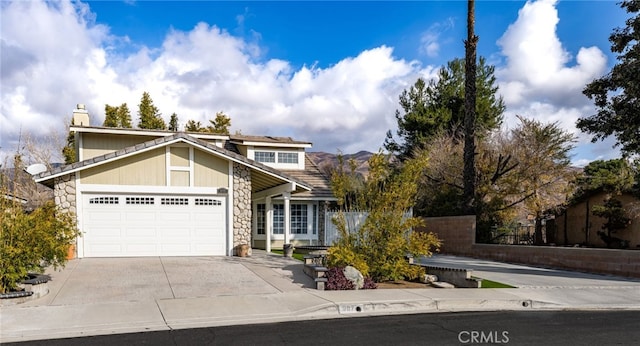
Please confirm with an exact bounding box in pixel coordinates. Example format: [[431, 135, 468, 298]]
[[82, 133, 157, 160], [81, 148, 167, 185], [194, 149, 229, 188]]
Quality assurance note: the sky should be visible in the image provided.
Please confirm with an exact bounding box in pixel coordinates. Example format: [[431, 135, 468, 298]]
[[0, 0, 630, 166]]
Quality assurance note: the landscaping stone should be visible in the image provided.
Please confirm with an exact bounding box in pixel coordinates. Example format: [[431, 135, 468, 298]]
[[343, 266, 364, 289], [421, 274, 439, 283]]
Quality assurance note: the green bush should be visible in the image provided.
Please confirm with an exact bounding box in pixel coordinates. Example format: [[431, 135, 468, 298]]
[[1, 196, 78, 293], [328, 152, 441, 282]]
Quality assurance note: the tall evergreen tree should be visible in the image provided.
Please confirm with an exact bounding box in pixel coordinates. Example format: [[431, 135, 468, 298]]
[[103, 103, 132, 128], [185, 120, 207, 132], [137, 92, 166, 130], [168, 113, 179, 131], [103, 104, 120, 127], [384, 57, 504, 160], [207, 112, 232, 134], [117, 103, 132, 128], [577, 0, 640, 156]]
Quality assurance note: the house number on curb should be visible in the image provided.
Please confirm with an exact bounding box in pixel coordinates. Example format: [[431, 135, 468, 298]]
[[338, 304, 364, 314]]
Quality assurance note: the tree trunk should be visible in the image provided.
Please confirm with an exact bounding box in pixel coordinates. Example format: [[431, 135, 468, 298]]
[[463, 0, 479, 214], [534, 214, 544, 245]]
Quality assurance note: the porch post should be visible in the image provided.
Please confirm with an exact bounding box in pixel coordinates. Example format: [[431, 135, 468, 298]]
[[283, 192, 291, 245], [266, 196, 272, 253]]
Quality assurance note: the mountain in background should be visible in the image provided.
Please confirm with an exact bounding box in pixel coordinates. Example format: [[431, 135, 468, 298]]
[[308, 151, 373, 177]]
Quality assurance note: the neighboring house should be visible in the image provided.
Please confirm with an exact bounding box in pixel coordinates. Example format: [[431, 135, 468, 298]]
[[35, 104, 335, 258], [552, 191, 640, 249], [1, 168, 53, 212]]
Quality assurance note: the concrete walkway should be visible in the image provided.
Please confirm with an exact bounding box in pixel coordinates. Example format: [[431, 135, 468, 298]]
[[1, 252, 640, 343]]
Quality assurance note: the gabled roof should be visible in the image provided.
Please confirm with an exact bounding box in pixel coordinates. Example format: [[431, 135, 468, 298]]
[[35, 133, 311, 194]]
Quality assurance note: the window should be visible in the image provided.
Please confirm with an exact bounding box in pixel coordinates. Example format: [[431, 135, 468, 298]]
[[291, 204, 308, 234], [161, 198, 188, 205], [278, 152, 298, 164], [257, 203, 317, 236], [254, 151, 275, 163], [273, 204, 284, 234], [256, 204, 265, 235], [195, 198, 222, 206], [126, 197, 154, 205], [89, 197, 119, 204]]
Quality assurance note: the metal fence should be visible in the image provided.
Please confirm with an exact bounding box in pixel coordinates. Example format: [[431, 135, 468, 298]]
[[489, 224, 536, 245]]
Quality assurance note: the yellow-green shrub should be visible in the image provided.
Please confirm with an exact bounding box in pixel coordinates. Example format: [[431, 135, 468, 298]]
[[1, 195, 78, 293]]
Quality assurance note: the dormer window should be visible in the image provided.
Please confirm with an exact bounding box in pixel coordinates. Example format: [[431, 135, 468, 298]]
[[254, 151, 276, 163], [278, 152, 298, 164]]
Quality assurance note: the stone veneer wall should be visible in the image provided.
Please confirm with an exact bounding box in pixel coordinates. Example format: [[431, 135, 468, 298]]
[[54, 173, 77, 215], [232, 163, 252, 255]]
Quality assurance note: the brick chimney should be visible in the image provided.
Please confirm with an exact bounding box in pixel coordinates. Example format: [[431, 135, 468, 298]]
[[72, 104, 90, 126]]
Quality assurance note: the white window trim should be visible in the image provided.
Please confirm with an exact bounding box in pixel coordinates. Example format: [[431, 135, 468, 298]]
[[253, 200, 319, 240], [166, 146, 195, 187], [247, 146, 305, 170]]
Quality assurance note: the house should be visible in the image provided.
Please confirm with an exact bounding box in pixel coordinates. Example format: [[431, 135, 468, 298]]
[[35, 104, 335, 258], [552, 190, 640, 249], [1, 167, 53, 212]]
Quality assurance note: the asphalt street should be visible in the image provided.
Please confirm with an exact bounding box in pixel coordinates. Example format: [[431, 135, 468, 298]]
[[8, 310, 640, 346]]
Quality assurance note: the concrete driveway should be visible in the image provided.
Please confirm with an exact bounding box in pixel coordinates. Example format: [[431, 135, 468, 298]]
[[23, 251, 314, 307]]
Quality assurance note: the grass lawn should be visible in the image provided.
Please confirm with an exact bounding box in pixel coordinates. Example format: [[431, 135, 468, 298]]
[[271, 249, 304, 261], [477, 278, 516, 288]]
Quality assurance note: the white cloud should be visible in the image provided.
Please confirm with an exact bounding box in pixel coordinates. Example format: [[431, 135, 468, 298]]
[[495, 0, 615, 165], [419, 18, 454, 58], [0, 0, 437, 162]]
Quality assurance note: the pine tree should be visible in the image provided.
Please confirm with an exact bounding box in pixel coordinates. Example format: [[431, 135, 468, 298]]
[[384, 57, 504, 161], [169, 113, 179, 131], [103, 103, 132, 128], [137, 92, 166, 130], [185, 120, 206, 132], [207, 112, 232, 134], [117, 103, 132, 128], [577, 0, 640, 156], [103, 104, 120, 127]]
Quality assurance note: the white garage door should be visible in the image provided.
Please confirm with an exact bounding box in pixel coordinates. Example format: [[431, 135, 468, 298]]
[[82, 194, 227, 257]]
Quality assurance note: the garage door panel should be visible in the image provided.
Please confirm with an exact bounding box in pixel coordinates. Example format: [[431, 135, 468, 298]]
[[158, 212, 191, 222], [124, 244, 158, 255], [127, 212, 157, 222], [124, 227, 158, 237], [87, 244, 123, 256], [86, 211, 122, 221], [83, 194, 226, 257]]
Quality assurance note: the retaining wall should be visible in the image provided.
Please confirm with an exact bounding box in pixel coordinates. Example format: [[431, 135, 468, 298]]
[[419, 215, 640, 278]]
